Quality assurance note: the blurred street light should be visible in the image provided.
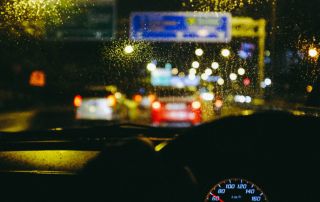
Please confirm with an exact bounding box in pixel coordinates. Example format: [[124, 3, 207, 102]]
[[217, 78, 224, 85], [237, 68, 245, 75], [192, 61, 200, 68], [264, 78, 272, 86], [260, 81, 267, 88], [239, 96, 246, 103], [115, 92, 122, 99], [172, 68, 179, 75], [308, 48, 318, 58], [195, 48, 204, 56], [201, 73, 208, 81], [201, 92, 214, 101], [306, 85, 313, 93], [124, 45, 134, 54], [178, 72, 185, 77], [189, 68, 197, 75], [265, 50, 271, 57], [205, 68, 213, 76], [245, 96, 252, 103], [221, 48, 231, 57], [211, 62, 219, 70], [147, 63, 156, 72], [229, 73, 237, 81]]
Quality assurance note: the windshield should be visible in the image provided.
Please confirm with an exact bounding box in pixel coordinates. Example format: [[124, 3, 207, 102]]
[[0, 0, 319, 131]]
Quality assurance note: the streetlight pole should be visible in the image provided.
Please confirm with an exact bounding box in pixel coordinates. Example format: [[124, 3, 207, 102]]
[[270, 0, 277, 72]]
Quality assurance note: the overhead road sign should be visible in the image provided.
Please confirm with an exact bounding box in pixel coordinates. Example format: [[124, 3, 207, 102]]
[[130, 12, 231, 43], [46, 0, 115, 41]]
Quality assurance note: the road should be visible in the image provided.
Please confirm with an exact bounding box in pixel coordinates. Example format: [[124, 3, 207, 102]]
[[0, 107, 75, 132], [0, 103, 260, 132]]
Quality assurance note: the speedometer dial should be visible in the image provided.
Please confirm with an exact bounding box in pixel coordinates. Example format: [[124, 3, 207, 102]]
[[204, 178, 268, 202]]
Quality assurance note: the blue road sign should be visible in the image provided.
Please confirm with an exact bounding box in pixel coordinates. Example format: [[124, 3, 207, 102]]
[[130, 12, 231, 42]]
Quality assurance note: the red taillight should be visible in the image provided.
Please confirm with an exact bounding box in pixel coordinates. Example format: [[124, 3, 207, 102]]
[[191, 101, 201, 109], [152, 101, 161, 110], [74, 95, 82, 107]]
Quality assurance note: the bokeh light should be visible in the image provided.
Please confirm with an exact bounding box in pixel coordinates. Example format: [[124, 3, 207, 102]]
[[205, 68, 213, 76], [195, 48, 204, 56], [172, 68, 179, 75], [237, 68, 245, 75], [308, 48, 318, 58], [147, 63, 156, 72], [306, 85, 313, 93], [124, 45, 134, 54], [211, 62, 219, 70], [217, 78, 224, 85], [192, 61, 200, 68], [189, 68, 197, 75], [221, 48, 231, 57], [229, 73, 237, 81]]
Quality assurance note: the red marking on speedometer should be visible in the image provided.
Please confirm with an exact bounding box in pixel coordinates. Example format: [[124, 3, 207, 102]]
[[210, 193, 225, 202]]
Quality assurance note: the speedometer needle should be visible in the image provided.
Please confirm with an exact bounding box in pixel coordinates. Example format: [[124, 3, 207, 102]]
[[210, 193, 224, 202]]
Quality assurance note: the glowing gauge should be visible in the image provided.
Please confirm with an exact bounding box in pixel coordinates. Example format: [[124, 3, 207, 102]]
[[205, 178, 268, 202]]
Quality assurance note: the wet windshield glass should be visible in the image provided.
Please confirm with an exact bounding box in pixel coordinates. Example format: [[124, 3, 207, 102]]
[[0, 0, 320, 131]]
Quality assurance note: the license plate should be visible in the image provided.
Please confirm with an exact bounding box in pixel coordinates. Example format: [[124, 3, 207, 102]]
[[165, 103, 186, 110], [167, 111, 188, 119], [87, 100, 98, 106]]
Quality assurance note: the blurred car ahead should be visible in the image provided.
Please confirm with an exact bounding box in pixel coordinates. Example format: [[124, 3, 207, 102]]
[[133, 93, 156, 109], [151, 88, 202, 127], [73, 86, 125, 121]]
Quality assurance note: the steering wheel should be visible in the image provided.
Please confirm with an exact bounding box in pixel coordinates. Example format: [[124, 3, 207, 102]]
[[161, 111, 320, 202]]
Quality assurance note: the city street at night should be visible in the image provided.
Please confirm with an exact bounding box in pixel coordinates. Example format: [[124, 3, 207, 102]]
[[1, 0, 320, 201]]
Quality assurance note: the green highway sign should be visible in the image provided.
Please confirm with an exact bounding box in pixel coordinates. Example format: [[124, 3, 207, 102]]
[[46, 0, 115, 41]]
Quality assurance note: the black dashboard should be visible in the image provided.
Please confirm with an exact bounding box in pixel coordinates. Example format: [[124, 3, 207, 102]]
[[162, 111, 320, 202], [0, 111, 319, 202]]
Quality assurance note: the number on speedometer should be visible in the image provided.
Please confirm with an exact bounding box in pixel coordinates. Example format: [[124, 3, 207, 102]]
[[205, 178, 268, 202]]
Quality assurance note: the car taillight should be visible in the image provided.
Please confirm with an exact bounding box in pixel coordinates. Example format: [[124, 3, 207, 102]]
[[107, 95, 116, 107], [191, 101, 201, 109], [152, 101, 161, 110], [74, 95, 82, 107]]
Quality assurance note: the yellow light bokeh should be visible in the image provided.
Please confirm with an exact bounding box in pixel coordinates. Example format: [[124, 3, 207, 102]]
[[154, 142, 168, 152], [221, 48, 231, 57], [0, 0, 84, 36], [195, 48, 204, 56], [171, 68, 179, 75], [211, 62, 219, 70], [0, 150, 99, 172], [306, 85, 313, 93], [182, 0, 259, 12], [147, 63, 156, 71], [308, 48, 318, 58], [124, 45, 134, 54], [192, 61, 200, 68]]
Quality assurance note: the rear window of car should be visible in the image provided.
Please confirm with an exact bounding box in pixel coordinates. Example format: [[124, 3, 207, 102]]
[[153, 88, 196, 97], [79, 90, 113, 98]]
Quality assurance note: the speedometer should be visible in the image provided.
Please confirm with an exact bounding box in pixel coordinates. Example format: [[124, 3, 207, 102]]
[[204, 178, 268, 202]]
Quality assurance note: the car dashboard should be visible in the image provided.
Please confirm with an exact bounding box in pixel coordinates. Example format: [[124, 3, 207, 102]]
[[0, 111, 319, 202]]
